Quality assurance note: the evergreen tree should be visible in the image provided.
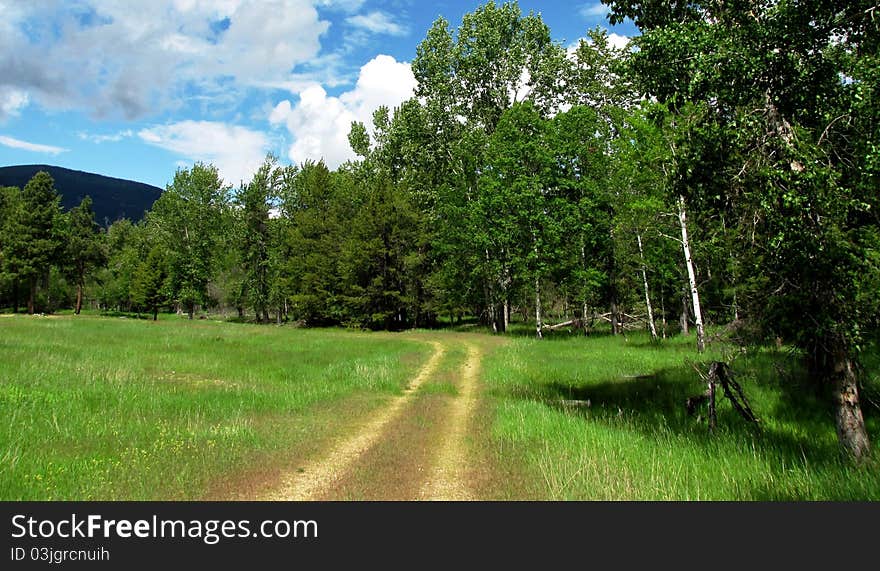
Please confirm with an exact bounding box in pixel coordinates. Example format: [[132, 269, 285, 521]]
[[12, 172, 64, 314], [65, 196, 106, 315]]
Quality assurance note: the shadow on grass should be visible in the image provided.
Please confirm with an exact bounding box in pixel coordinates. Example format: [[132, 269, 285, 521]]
[[506, 355, 870, 472]]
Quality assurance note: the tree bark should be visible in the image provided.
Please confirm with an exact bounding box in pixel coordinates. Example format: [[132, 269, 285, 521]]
[[660, 294, 667, 339], [732, 290, 739, 322], [611, 301, 620, 336], [12, 278, 19, 313], [535, 274, 543, 340], [153, 307, 158, 321], [678, 195, 705, 352], [484, 249, 500, 333], [636, 231, 658, 342], [827, 346, 871, 461], [75, 279, 84, 315], [27, 276, 36, 315], [187, 302, 194, 320], [680, 286, 690, 335]]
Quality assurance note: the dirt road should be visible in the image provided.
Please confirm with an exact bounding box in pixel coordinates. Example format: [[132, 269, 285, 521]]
[[249, 335, 491, 501]]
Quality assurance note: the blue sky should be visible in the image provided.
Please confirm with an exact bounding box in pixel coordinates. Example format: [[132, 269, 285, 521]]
[[0, 1, 637, 189]]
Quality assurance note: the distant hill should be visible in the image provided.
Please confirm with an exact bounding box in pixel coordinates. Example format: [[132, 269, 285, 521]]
[[0, 164, 162, 225]]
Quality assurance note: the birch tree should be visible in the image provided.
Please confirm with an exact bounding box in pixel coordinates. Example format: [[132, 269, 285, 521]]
[[607, 0, 880, 459]]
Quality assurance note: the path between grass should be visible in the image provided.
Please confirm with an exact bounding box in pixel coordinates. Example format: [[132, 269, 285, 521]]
[[418, 342, 481, 500], [259, 337, 487, 501]]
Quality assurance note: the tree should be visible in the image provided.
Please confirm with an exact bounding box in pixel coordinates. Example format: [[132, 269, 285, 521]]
[[0, 185, 24, 311], [607, 0, 880, 459], [97, 218, 144, 313], [481, 101, 566, 338], [235, 155, 278, 323], [149, 163, 229, 319], [65, 196, 106, 314], [411, 1, 567, 332], [131, 244, 168, 320], [12, 172, 64, 314]]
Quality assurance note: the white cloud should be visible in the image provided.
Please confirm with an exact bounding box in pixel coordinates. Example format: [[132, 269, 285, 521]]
[[579, 2, 610, 19], [269, 101, 293, 126], [607, 33, 631, 50], [0, 134, 67, 155], [270, 55, 417, 168], [568, 32, 632, 53], [0, 88, 29, 120], [138, 120, 270, 186], [346, 11, 408, 36], [316, 0, 365, 12], [78, 129, 134, 143], [0, 1, 331, 119]]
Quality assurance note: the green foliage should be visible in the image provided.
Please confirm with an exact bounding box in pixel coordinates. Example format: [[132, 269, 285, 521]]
[[130, 245, 169, 319], [64, 196, 107, 313], [234, 155, 279, 322], [148, 163, 230, 318]]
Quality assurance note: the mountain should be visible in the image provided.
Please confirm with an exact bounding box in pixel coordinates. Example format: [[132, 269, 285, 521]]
[[0, 164, 162, 224]]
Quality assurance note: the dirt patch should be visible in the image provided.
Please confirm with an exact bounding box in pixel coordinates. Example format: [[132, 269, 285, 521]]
[[257, 340, 445, 501], [203, 392, 388, 500], [418, 342, 481, 500], [312, 391, 450, 500]]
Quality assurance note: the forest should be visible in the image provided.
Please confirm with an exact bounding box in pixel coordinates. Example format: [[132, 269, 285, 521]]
[[0, 1, 878, 462]]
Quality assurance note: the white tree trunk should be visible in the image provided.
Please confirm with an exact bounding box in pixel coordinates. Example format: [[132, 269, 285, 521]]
[[485, 248, 498, 334], [534, 241, 543, 340], [636, 231, 658, 342], [502, 262, 511, 332], [535, 274, 543, 340], [678, 195, 706, 352]]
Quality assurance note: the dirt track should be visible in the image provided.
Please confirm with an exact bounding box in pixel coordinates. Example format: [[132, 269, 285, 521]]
[[253, 335, 488, 501]]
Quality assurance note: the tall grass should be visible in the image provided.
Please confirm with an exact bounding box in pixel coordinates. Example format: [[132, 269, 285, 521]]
[[0, 315, 429, 500], [483, 332, 880, 500]]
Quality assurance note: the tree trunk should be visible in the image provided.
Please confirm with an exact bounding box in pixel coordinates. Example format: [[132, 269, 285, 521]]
[[187, 302, 194, 320], [611, 301, 620, 336], [535, 274, 543, 340], [75, 279, 84, 315], [636, 231, 658, 342], [153, 307, 158, 321], [732, 289, 739, 322], [503, 297, 510, 332], [678, 195, 705, 352], [680, 286, 690, 335], [12, 278, 19, 313], [707, 376, 717, 432], [827, 345, 871, 461], [28, 276, 36, 315]]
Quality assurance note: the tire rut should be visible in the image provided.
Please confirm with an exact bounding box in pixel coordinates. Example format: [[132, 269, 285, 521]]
[[259, 340, 445, 501], [418, 342, 481, 501]]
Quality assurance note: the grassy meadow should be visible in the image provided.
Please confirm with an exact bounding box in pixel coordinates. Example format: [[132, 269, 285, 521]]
[[2, 313, 878, 500], [483, 331, 880, 500], [0, 314, 429, 500]]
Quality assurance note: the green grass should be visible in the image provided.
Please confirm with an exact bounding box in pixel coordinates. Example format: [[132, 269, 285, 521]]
[[0, 315, 430, 500], [483, 332, 880, 500]]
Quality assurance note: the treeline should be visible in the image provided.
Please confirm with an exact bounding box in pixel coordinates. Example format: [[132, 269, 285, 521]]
[[0, 1, 877, 457]]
